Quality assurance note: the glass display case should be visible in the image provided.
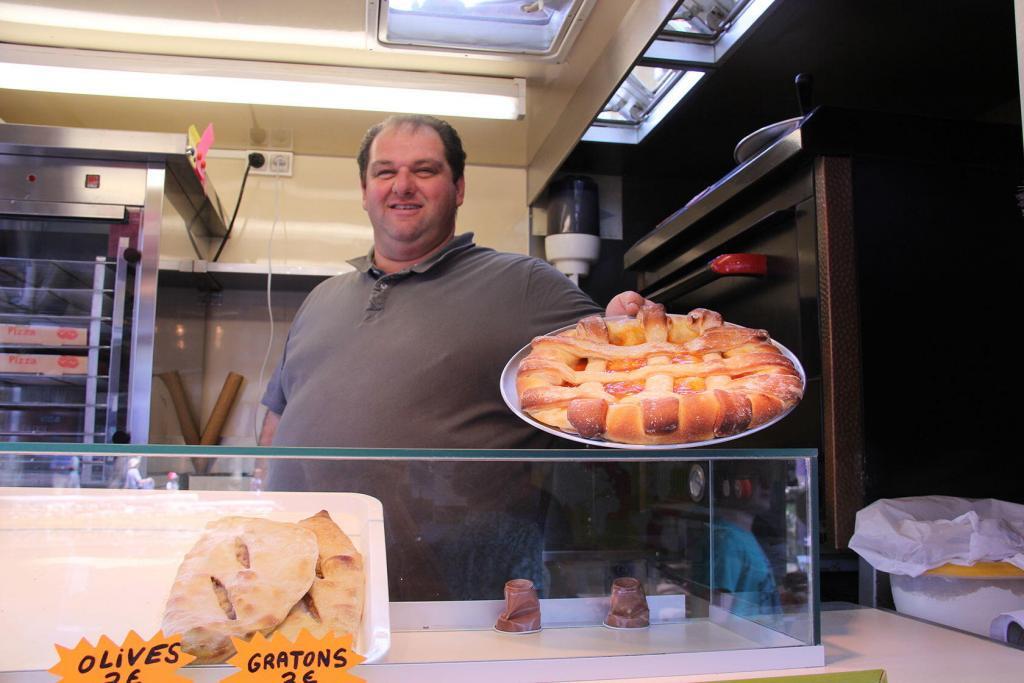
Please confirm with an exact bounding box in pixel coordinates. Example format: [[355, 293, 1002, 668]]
[[0, 443, 821, 682]]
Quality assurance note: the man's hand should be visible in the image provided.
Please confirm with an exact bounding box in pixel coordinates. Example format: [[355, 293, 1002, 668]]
[[605, 290, 654, 317], [258, 410, 281, 446]]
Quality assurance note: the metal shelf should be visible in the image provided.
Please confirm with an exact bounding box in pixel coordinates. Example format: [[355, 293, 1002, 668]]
[[0, 374, 109, 386], [0, 256, 116, 291], [0, 345, 110, 352], [0, 313, 113, 322], [0, 286, 114, 295], [158, 258, 349, 291], [0, 287, 114, 318], [0, 436, 87, 444], [0, 256, 116, 267], [0, 432, 101, 438], [0, 402, 105, 410]]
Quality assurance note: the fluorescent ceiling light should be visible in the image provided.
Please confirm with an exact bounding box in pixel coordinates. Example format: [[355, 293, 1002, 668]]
[[0, 44, 525, 120], [0, 2, 365, 49]]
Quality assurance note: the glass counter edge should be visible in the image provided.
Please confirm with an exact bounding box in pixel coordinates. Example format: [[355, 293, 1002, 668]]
[[0, 442, 818, 461]]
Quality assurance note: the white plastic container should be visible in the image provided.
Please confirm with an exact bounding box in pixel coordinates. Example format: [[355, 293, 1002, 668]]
[[890, 562, 1024, 636], [0, 487, 390, 673]]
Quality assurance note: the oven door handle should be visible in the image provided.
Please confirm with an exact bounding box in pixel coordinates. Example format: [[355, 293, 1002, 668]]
[[708, 253, 768, 276], [0, 199, 127, 222], [646, 253, 768, 301]]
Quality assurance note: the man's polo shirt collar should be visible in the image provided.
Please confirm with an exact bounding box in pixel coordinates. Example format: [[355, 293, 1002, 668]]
[[347, 233, 476, 279]]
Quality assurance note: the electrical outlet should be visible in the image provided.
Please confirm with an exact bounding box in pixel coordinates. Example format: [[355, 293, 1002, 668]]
[[250, 150, 293, 177]]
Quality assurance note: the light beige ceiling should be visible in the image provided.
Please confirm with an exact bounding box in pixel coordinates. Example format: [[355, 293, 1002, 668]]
[[0, 0, 676, 172]]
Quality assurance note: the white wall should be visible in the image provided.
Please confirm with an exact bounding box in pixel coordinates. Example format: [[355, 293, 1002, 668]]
[[161, 153, 529, 264]]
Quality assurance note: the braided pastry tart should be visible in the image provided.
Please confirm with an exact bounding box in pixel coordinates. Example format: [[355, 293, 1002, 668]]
[[515, 303, 803, 445]]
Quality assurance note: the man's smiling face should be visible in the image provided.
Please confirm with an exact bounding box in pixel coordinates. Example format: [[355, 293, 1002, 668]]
[[361, 123, 465, 266]]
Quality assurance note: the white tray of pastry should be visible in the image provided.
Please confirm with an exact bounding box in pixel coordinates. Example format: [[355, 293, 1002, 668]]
[[0, 487, 390, 675]]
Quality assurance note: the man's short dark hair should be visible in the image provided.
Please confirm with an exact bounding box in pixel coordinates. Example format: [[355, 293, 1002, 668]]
[[357, 114, 467, 186]]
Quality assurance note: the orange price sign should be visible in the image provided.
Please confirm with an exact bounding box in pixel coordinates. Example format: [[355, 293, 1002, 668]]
[[223, 630, 365, 683], [49, 630, 194, 683]]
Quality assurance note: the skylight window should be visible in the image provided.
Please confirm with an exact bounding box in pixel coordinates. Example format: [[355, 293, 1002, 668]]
[[586, 70, 705, 145], [594, 67, 685, 125], [662, 0, 753, 40], [376, 0, 592, 59], [584, 0, 775, 144]]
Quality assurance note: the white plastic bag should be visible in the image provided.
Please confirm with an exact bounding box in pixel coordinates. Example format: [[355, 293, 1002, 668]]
[[849, 496, 1024, 577]]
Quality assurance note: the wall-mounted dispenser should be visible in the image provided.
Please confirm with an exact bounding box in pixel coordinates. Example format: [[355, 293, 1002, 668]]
[[544, 175, 600, 285]]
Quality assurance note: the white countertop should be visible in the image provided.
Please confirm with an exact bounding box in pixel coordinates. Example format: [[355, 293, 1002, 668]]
[[302, 605, 1022, 683], [561, 607, 1024, 683], [3, 603, 1020, 682]]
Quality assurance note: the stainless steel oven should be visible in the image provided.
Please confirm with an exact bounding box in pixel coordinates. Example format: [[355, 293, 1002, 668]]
[[0, 123, 225, 485], [623, 106, 1023, 565]]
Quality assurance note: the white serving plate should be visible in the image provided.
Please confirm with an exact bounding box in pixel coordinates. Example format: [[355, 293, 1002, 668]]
[[0, 487, 390, 673], [500, 321, 806, 450]]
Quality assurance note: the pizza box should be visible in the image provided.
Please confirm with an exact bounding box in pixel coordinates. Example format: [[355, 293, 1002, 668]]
[[0, 487, 390, 676], [0, 324, 88, 347], [0, 353, 87, 375]]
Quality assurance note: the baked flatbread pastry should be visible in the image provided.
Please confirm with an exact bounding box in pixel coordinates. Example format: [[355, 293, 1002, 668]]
[[277, 510, 365, 640], [162, 517, 318, 664], [516, 303, 803, 445]]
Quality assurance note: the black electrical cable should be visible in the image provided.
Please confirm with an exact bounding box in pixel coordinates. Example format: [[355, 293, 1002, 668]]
[[212, 152, 265, 262]]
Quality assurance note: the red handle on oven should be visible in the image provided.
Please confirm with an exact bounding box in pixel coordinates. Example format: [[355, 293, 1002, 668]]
[[709, 253, 768, 276], [643, 253, 768, 301]]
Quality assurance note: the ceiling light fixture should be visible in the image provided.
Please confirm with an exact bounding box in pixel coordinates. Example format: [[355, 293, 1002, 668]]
[[0, 2, 365, 49], [0, 44, 526, 120]]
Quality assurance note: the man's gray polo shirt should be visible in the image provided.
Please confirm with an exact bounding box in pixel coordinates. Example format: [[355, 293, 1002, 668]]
[[262, 233, 602, 448]]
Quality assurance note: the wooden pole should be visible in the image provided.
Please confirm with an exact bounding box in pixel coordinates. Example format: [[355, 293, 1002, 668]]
[[200, 371, 245, 446], [157, 371, 200, 445]]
